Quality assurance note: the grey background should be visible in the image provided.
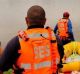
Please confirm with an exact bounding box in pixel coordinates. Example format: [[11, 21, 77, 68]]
[[0, 0, 80, 48]]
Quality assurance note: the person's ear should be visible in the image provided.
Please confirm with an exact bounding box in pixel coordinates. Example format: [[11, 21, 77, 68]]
[[45, 18, 46, 22], [43, 18, 46, 25], [25, 17, 28, 24]]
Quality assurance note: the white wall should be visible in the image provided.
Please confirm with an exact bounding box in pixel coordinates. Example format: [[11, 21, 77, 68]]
[[0, 0, 80, 48]]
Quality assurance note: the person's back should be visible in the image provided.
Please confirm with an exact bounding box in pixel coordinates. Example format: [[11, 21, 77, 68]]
[[0, 5, 60, 74], [17, 28, 60, 74], [54, 12, 74, 45], [57, 18, 68, 38]]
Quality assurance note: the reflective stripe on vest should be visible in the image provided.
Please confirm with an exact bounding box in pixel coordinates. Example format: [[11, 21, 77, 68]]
[[28, 33, 48, 38], [34, 61, 51, 69], [21, 63, 31, 69], [20, 61, 51, 70]]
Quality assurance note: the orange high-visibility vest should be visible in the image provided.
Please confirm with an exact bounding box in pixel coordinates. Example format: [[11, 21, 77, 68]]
[[16, 28, 60, 74], [58, 19, 68, 37]]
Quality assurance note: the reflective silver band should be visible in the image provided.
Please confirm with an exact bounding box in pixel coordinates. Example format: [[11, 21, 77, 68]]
[[34, 61, 51, 69], [21, 63, 31, 69], [20, 61, 51, 70]]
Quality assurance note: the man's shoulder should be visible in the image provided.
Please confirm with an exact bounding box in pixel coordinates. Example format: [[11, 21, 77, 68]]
[[8, 36, 19, 45], [0, 36, 20, 71], [5, 36, 20, 51], [11, 36, 19, 41]]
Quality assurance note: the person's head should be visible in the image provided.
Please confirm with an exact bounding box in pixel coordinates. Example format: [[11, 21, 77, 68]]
[[25, 5, 46, 27], [63, 12, 70, 19]]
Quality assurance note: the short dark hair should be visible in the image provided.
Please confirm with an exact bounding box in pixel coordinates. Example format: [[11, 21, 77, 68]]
[[63, 12, 69, 18], [26, 5, 46, 25]]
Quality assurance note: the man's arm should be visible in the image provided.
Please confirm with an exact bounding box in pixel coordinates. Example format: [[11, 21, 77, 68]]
[[0, 36, 20, 72], [68, 19, 75, 40], [68, 19, 73, 33]]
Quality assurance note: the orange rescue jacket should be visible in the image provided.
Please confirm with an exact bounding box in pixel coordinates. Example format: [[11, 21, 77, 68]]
[[57, 19, 69, 38], [15, 27, 60, 74]]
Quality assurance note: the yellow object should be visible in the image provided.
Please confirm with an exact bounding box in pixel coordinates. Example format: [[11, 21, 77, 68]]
[[60, 41, 80, 73], [63, 41, 80, 58], [61, 62, 80, 72]]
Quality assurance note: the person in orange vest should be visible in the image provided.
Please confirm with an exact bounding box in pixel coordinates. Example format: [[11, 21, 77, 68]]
[[54, 12, 75, 65], [0, 5, 60, 74], [54, 12, 75, 45]]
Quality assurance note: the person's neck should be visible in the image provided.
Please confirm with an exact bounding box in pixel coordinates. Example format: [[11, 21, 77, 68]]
[[63, 17, 69, 19], [27, 24, 44, 29]]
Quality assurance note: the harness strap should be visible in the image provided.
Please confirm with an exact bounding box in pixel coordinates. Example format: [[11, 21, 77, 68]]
[[46, 26, 57, 73]]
